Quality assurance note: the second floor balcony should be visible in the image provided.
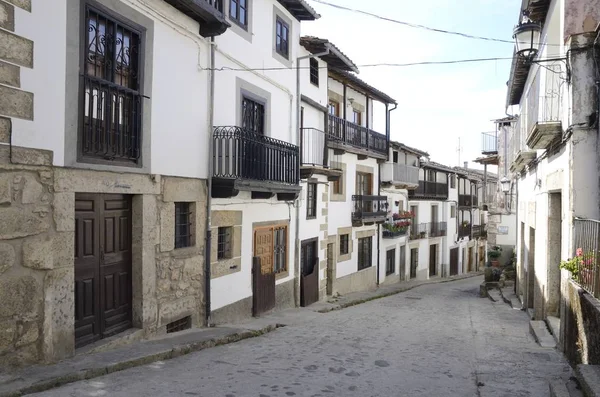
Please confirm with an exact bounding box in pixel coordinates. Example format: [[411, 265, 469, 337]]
[[459, 194, 478, 208], [429, 222, 447, 238], [408, 181, 448, 200], [481, 132, 498, 155], [327, 114, 387, 159], [472, 224, 486, 239], [351, 195, 388, 226], [381, 163, 420, 188], [525, 65, 564, 150], [458, 223, 472, 239], [212, 126, 301, 200], [163, 0, 230, 37], [300, 128, 342, 180]]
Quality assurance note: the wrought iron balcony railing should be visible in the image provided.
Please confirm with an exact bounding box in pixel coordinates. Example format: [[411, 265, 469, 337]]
[[481, 131, 498, 154], [351, 195, 388, 223], [410, 223, 429, 240], [472, 224, 486, 238], [458, 224, 472, 238], [409, 181, 448, 200], [327, 114, 387, 155], [572, 219, 600, 298], [213, 126, 299, 185], [381, 163, 420, 186], [429, 222, 447, 238]]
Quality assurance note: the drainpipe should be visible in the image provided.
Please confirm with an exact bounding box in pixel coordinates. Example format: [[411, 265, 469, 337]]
[[387, 103, 398, 157], [377, 169, 381, 286], [294, 48, 330, 306], [204, 37, 216, 325], [514, 177, 519, 296]]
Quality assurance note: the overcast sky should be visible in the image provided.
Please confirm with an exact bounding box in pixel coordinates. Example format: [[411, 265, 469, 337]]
[[302, 0, 521, 170]]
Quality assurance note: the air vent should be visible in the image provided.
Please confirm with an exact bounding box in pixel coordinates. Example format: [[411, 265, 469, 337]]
[[166, 316, 191, 334]]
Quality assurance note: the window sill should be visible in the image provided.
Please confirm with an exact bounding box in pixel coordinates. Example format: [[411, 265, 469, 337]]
[[275, 269, 289, 281], [306, 216, 317, 220]]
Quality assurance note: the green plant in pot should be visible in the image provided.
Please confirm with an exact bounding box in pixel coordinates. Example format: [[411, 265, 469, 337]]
[[488, 249, 501, 267]]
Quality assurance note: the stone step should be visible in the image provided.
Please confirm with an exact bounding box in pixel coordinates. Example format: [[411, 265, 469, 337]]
[[546, 316, 560, 345], [576, 365, 600, 397], [529, 320, 556, 348], [549, 378, 585, 397]]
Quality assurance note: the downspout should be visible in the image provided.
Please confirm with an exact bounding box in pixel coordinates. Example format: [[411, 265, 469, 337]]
[[204, 37, 216, 325], [295, 48, 330, 306]]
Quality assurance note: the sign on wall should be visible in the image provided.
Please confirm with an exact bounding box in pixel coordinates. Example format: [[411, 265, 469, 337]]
[[498, 226, 509, 235]]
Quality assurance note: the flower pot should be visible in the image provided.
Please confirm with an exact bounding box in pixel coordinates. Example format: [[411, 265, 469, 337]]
[[491, 260, 500, 267]]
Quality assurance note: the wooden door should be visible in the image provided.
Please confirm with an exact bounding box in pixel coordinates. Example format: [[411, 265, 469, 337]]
[[254, 228, 274, 274], [252, 227, 277, 316], [468, 247, 474, 272], [429, 244, 437, 277], [75, 194, 132, 348], [410, 248, 418, 279], [399, 245, 406, 281], [326, 243, 334, 296], [300, 239, 319, 307], [450, 248, 459, 276]]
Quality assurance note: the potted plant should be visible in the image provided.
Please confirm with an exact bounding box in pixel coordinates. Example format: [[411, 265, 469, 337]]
[[488, 249, 501, 267], [419, 231, 427, 239]]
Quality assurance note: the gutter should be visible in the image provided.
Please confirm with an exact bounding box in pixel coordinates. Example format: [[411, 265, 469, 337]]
[[204, 37, 216, 325], [294, 47, 331, 307]]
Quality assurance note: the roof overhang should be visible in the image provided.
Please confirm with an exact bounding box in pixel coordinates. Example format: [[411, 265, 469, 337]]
[[300, 36, 358, 72], [389, 140, 429, 158], [277, 0, 320, 21], [329, 69, 396, 105]]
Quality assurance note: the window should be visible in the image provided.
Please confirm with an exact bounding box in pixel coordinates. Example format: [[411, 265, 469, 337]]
[[306, 182, 317, 219], [339, 234, 349, 255], [450, 175, 456, 188], [355, 172, 372, 195], [328, 101, 339, 116], [229, 0, 248, 28], [332, 174, 343, 195], [241, 97, 265, 134], [309, 58, 319, 86], [451, 206, 456, 218], [357, 237, 372, 270], [393, 151, 399, 163], [175, 203, 193, 249], [386, 249, 396, 276], [275, 17, 289, 58], [274, 226, 287, 273], [82, 6, 142, 163], [352, 110, 362, 125], [217, 227, 233, 259]]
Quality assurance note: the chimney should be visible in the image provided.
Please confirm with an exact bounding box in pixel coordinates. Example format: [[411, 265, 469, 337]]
[[463, 161, 468, 169]]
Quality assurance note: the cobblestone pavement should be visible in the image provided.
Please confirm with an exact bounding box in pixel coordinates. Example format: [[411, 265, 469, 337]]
[[33, 277, 571, 397]]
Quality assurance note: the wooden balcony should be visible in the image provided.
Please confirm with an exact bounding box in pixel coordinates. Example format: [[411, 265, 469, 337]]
[[381, 163, 419, 188], [327, 114, 387, 159], [351, 195, 388, 226], [162, 0, 230, 37], [408, 181, 448, 200]]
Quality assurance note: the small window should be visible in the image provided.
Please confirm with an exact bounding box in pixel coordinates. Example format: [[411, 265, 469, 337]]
[[175, 203, 193, 249], [306, 182, 317, 219], [393, 151, 399, 163], [386, 249, 396, 276], [450, 175, 456, 188], [217, 227, 233, 260], [275, 17, 289, 58], [339, 234, 349, 255], [230, 0, 248, 29], [274, 226, 287, 273], [352, 110, 362, 125], [451, 206, 456, 218], [309, 58, 319, 86], [328, 101, 339, 116], [332, 175, 342, 195], [357, 237, 372, 270]]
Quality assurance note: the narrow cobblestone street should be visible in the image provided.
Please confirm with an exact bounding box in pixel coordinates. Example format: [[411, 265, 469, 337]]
[[33, 277, 571, 397]]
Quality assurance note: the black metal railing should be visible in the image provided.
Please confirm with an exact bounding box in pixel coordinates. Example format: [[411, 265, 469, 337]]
[[410, 223, 429, 239], [327, 114, 387, 155], [429, 222, 447, 237], [301, 128, 327, 167], [481, 131, 498, 154], [572, 219, 600, 298], [472, 224, 486, 238], [409, 181, 449, 199], [213, 126, 299, 185], [382, 227, 409, 239], [205, 0, 223, 12], [458, 224, 472, 238], [351, 195, 387, 222], [82, 76, 142, 163], [459, 194, 473, 207]]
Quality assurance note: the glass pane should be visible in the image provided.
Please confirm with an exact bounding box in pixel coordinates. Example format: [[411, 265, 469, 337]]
[[230, 0, 237, 18], [240, 8, 246, 24]]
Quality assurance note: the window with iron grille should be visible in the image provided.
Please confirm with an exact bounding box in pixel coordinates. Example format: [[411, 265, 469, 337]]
[[274, 226, 287, 273], [217, 227, 233, 259], [82, 6, 143, 164], [175, 202, 193, 249], [275, 17, 289, 58], [306, 182, 317, 219], [386, 249, 396, 276], [309, 58, 319, 86], [339, 234, 349, 255], [229, 0, 248, 29], [357, 237, 372, 271], [241, 97, 265, 135]]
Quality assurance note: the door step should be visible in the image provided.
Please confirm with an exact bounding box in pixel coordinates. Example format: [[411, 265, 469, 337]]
[[529, 320, 556, 348], [546, 316, 560, 345], [549, 378, 584, 397], [575, 365, 600, 397]]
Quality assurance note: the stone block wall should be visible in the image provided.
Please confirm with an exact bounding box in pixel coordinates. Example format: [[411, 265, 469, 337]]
[[562, 279, 600, 365]]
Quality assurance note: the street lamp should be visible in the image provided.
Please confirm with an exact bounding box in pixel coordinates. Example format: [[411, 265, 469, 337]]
[[513, 18, 541, 60], [500, 177, 511, 194]]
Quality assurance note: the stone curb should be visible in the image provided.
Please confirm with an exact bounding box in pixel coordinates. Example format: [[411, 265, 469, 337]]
[[317, 273, 483, 313], [0, 325, 277, 397]]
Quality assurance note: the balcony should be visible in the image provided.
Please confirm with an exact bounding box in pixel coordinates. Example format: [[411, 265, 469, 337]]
[[408, 181, 448, 200], [382, 213, 412, 239], [429, 222, 447, 238], [458, 224, 472, 239], [472, 224, 486, 239], [410, 223, 429, 240], [162, 0, 230, 37], [351, 195, 388, 225], [381, 163, 420, 188], [525, 65, 563, 149], [481, 132, 498, 155], [327, 114, 387, 159], [212, 126, 301, 200], [510, 150, 536, 173], [458, 194, 474, 207], [572, 219, 600, 298], [300, 128, 342, 180]]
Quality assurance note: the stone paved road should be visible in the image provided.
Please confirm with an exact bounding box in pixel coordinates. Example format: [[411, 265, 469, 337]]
[[32, 277, 571, 397]]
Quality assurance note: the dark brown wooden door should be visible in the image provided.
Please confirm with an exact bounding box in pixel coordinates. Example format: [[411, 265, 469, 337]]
[[450, 248, 459, 276], [468, 247, 474, 272], [252, 227, 276, 316], [75, 194, 132, 348], [300, 239, 319, 307], [429, 244, 437, 277]]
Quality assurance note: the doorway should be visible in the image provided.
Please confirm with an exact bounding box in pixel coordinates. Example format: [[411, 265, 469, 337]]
[[410, 248, 418, 279], [450, 247, 459, 276], [468, 247, 474, 272], [429, 244, 437, 277], [547, 193, 562, 317], [399, 245, 406, 281], [326, 243, 335, 296], [300, 238, 319, 307], [527, 227, 536, 310], [75, 194, 133, 349]]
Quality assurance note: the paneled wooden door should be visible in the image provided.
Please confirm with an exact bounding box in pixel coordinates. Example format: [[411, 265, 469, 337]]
[[74, 194, 132, 349]]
